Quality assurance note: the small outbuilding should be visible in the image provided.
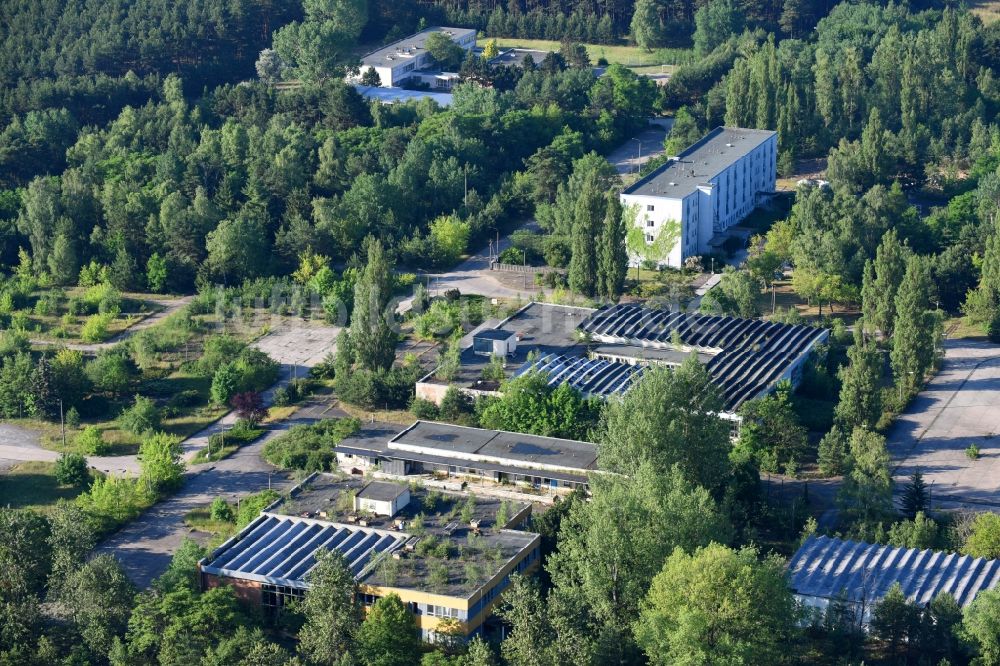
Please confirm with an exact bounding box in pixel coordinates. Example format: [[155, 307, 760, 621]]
[[354, 481, 410, 517], [472, 328, 517, 358]]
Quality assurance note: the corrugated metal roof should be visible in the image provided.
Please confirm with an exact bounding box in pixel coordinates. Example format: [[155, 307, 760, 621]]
[[201, 514, 409, 588], [512, 353, 645, 398], [577, 304, 828, 411], [788, 535, 1000, 608]]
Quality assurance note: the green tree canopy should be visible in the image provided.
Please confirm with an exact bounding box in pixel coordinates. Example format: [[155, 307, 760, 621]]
[[634, 543, 797, 665]]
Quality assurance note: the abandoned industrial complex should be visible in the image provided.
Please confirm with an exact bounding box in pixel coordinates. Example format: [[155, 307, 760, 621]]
[[789, 535, 1000, 625], [620, 127, 778, 268], [416, 301, 828, 421], [335, 420, 598, 491], [199, 474, 540, 641]]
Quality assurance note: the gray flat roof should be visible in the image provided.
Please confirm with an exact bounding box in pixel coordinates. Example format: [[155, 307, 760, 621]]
[[622, 127, 776, 199], [361, 27, 476, 67], [474, 328, 516, 341], [357, 481, 407, 502], [390, 421, 598, 473], [421, 302, 595, 388]]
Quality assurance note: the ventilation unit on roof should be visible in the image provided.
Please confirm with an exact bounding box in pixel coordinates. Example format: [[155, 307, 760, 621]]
[[726, 143, 733, 147], [668, 181, 676, 186]]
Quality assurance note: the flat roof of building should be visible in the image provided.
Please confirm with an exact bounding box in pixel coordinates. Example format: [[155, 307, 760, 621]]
[[202, 474, 538, 599], [576, 303, 828, 412], [360, 27, 477, 68], [622, 127, 776, 199], [357, 480, 408, 502], [353, 85, 453, 107], [474, 328, 517, 341], [389, 421, 598, 474], [789, 535, 1000, 609], [421, 302, 595, 389]]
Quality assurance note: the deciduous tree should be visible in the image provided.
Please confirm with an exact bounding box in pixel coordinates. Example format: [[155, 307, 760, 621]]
[[634, 543, 796, 665]]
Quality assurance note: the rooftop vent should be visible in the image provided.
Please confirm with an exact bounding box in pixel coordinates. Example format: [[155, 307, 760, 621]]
[[726, 143, 733, 147], [668, 181, 676, 186]]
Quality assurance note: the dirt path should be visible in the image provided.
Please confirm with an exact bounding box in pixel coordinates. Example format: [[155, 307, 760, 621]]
[[30, 295, 195, 353]]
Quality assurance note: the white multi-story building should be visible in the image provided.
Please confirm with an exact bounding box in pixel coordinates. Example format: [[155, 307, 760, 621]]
[[353, 27, 477, 88], [620, 127, 777, 268]]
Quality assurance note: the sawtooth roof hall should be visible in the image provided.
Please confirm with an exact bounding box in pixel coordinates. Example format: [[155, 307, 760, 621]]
[[570, 303, 828, 414]]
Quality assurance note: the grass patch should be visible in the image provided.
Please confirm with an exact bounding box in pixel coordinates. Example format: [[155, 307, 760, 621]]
[[264, 405, 299, 423], [336, 400, 419, 425], [478, 38, 694, 67], [191, 422, 265, 464], [943, 316, 988, 340], [0, 461, 102, 513], [184, 507, 237, 537], [970, 0, 1000, 22]]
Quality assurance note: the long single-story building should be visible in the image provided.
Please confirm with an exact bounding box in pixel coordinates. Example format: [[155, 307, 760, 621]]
[[199, 474, 540, 642], [336, 420, 597, 492], [788, 535, 1000, 625]]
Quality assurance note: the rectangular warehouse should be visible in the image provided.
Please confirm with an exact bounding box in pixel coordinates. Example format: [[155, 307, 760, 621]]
[[789, 535, 1000, 626], [335, 420, 597, 491], [575, 303, 829, 417], [200, 474, 540, 642], [620, 127, 777, 268]]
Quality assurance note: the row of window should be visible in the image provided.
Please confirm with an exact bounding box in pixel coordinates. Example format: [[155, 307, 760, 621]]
[[262, 584, 305, 609]]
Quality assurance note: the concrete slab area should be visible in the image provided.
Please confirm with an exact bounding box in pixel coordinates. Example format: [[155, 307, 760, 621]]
[[888, 339, 1000, 508]]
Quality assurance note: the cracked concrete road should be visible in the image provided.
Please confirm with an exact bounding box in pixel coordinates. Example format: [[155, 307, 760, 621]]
[[888, 339, 1000, 509], [96, 398, 343, 588]]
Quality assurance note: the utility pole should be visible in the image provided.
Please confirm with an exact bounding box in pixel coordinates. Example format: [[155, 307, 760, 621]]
[[59, 399, 66, 448]]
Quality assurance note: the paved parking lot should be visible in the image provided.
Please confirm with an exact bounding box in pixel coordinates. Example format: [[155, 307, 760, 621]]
[[888, 339, 1000, 507]]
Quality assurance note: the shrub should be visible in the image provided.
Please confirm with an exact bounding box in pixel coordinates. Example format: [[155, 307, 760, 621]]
[[262, 418, 361, 471], [77, 426, 110, 456], [80, 313, 114, 343], [55, 452, 90, 487], [236, 490, 280, 529], [167, 389, 202, 409], [118, 395, 161, 435], [967, 444, 981, 460], [410, 398, 439, 420], [272, 387, 291, 407], [210, 363, 242, 405], [413, 300, 462, 339], [82, 283, 121, 315], [138, 432, 184, 491], [210, 496, 234, 522], [197, 335, 246, 375], [231, 391, 268, 425], [335, 365, 422, 409]]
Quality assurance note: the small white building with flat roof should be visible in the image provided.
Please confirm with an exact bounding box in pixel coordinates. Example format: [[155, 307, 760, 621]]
[[620, 127, 777, 268], [352, 27, 476, 88]]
